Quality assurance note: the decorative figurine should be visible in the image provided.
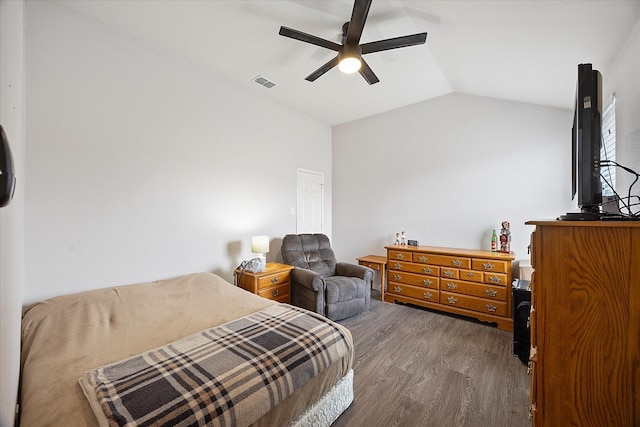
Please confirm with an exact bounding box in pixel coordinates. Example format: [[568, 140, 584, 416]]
[[499, 221, 511, 253], [401, 231, 406, 246], [395, 232, 401, 246]]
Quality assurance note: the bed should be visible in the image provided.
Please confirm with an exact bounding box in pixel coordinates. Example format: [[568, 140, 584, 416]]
[[19, 272, 354, 426]]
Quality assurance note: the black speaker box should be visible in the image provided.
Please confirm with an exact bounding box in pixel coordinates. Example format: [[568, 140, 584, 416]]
[[512, 279, 531, 365]]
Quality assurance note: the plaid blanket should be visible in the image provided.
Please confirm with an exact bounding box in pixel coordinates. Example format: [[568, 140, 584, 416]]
[[82, 304, 352, 427]]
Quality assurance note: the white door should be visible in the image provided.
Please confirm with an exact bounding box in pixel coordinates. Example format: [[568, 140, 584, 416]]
[[296, 169, 324, 233]]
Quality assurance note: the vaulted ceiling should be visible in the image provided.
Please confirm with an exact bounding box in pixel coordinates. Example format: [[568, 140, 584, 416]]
[[57, 0, 640, 125]]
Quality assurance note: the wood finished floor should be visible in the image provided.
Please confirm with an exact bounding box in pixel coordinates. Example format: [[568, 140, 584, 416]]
[[334, 291, 531, 427]]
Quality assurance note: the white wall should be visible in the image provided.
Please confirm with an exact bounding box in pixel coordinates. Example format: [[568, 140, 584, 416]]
[[0, 1, 25, 425], [331, 14, 640, 268], [332, 93, 573, 263], [603, 17, 640, 205], [24, 1, 332, 303]]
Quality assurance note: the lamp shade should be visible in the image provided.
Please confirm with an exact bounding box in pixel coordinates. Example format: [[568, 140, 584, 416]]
[[251, 236, 269, 254]]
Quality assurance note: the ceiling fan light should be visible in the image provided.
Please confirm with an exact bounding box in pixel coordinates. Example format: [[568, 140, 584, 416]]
[[338, 56, 361, 74]]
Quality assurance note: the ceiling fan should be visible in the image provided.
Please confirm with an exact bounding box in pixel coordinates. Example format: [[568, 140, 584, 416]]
[[279, 0, 428, 85]]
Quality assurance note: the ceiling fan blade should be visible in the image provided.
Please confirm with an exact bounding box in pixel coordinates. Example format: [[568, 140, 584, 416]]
[[345, 0, 373, 46], [358, 57, 379, 85], [360, 32, 428, 55], [305, 56, 340, 82], [279, 26, 341, 52]]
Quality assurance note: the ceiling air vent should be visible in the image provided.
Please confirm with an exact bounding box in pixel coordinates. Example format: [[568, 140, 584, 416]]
[[253, 75, 277, 89]]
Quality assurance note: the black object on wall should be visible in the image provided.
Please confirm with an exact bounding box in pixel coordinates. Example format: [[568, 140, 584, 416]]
[[0, 125, 16, 207], [512, 279, 532, 365]]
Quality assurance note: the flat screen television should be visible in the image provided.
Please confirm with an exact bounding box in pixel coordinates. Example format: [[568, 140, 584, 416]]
[[560, 63, 603, 221]]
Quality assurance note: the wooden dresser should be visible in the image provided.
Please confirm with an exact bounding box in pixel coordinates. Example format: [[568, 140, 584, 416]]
[[385, 245, 515, 331], [526, 221, 640, 426]]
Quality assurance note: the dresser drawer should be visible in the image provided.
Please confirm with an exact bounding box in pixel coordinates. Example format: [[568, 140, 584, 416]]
[[257, 271, 290, 290], [389, 270, 439, 288], [472, 258, 509, 273], [459, 269, 483, 282], [258, 282, 290, 302], [440, 279, 507, 301], [530, 303, 537, 348], [389, 261, 440, 276], [440, 291, 508, 316], [360, 261, 382, 271], [388, 282, 439, 302], [389, 249, 412, 261], [483, 272, 508, 286], [414, 253, 471, 269], [530, 366, 538, 425], [440, 268, 459, 279]]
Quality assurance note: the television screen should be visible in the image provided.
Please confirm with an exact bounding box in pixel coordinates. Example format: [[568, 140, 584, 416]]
[[561, 63, 602, 220], [575, 63, 603, 210]]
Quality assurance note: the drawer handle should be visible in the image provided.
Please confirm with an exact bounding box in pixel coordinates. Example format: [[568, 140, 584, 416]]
[[446, 282, 457, 290], [482, 262, 495, 270], [452, 259, 463, 267], [394, 262, 402, 269], [271, 277, 279, 284], [489, 275, 500, 284], [444, 270, 455, 277], [423, 278, 433, 286], [418, 255, 427, 262], [393, 274, 402, 281], [423, 291, 433, 300], [395, 253, 405, 259], [447, 296, 458, 304], [394, 285, 402, 293], [466, 272, 474, 277], [423, 267, 432, 274], [486, 288, 498, 297], [272, 289, 279, 297], [486, 304, 498, 312]]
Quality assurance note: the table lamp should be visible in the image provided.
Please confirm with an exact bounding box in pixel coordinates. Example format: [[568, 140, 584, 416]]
[[251, 235, 269, 272]]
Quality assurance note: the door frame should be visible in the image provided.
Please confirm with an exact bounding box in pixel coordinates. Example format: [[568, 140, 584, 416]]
[[296, 168, 324, 234]]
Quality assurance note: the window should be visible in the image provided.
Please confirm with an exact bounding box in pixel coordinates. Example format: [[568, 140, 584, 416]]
[[600, 95, 616, 196]]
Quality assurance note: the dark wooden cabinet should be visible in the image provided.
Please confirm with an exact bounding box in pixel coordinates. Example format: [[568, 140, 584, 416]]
[[526, 220, 640, 426]]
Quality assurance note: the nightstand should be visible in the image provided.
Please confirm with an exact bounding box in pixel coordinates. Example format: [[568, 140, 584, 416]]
[[356, 255, 387, 300], [235, 262, 294, 303]]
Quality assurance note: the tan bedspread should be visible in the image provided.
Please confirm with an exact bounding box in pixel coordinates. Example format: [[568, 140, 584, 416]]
[[19, 272, 353, 427]]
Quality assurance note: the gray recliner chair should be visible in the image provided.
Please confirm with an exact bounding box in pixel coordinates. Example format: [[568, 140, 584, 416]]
[[281, 233, 374, 321]]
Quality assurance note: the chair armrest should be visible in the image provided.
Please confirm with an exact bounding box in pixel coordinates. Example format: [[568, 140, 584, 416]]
[[336, 262, 374, 283], [290, 267, 325, 292]]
